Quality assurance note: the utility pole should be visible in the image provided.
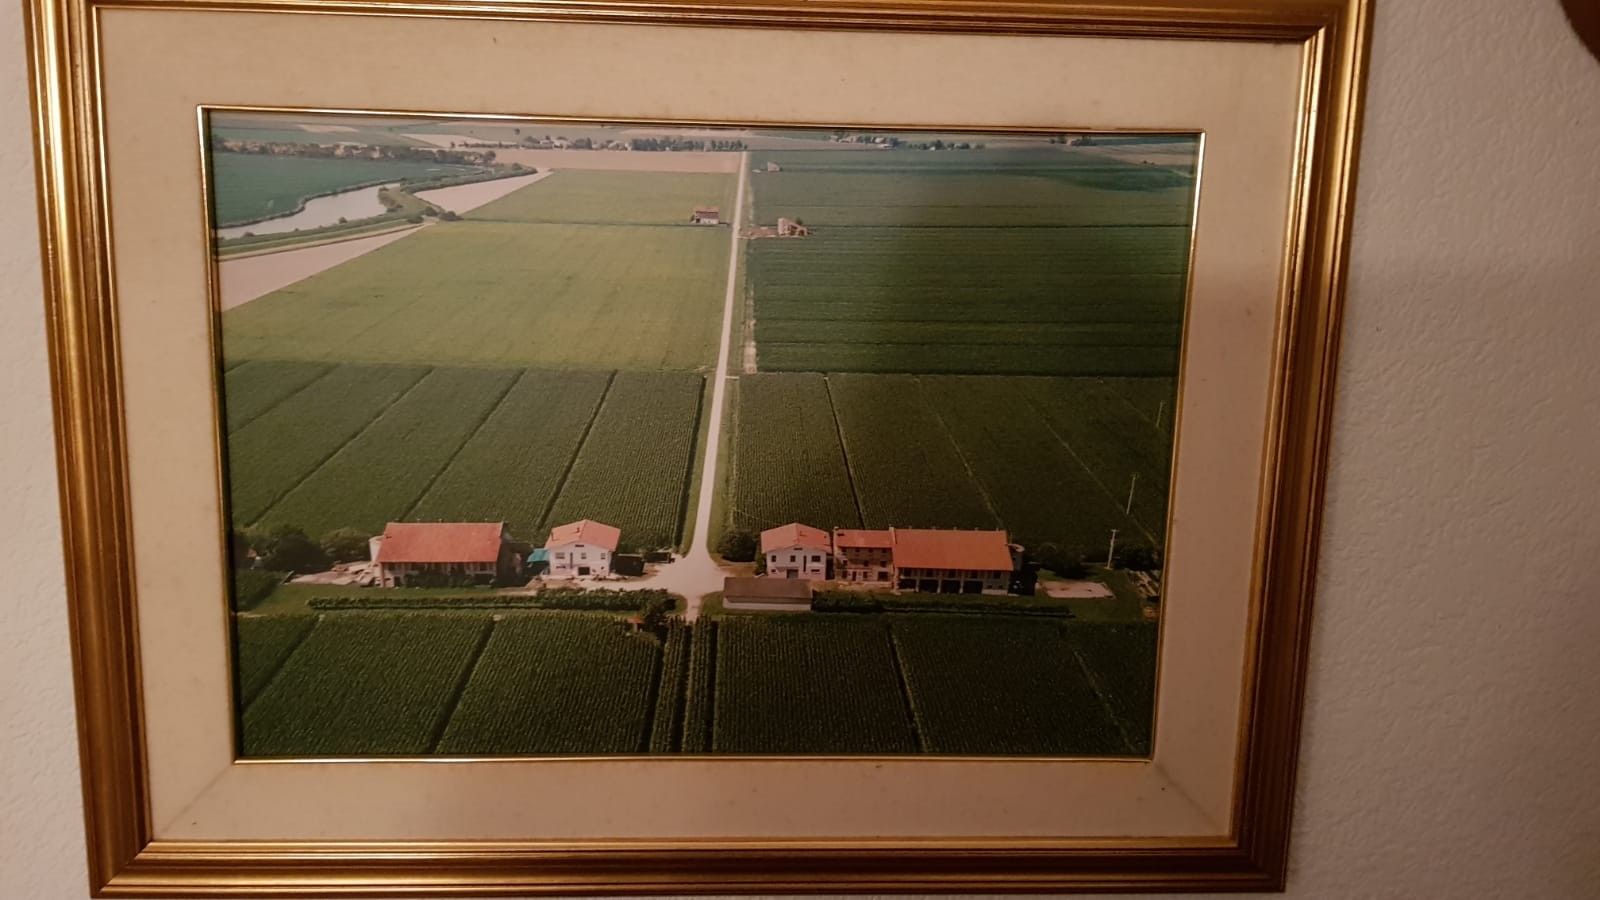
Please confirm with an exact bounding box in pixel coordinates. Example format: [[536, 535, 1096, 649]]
[[1125, 472, 1138, 515], [1106, 528, 1119, 569], [1155, 400, 1166, 430]]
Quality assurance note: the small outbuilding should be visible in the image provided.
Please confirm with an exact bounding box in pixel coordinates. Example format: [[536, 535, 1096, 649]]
[[776, 217, 810, 237], [723, 576, 813, 611], [689, 206, 721, 225]]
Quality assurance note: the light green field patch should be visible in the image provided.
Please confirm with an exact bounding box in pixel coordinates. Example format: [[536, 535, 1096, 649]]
[[467, 170, 736, 225], [221, 222, 728, 371]]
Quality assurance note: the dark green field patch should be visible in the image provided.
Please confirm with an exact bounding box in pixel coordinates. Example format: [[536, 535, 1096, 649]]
[[891, 616, 1127, 755], [222, 360, 333, 432], [233, 615, 316, 707], [712, 616, 917, 754], [225, 363, 429, 526], [1062, 622, 1159, 754], [210, 153, 482, 226], [434, 615, 659, 754], [728, 373, 861, 534], [544, 372, 705, 552], [240, 613, 490, 756], [257, 367, 519, 536], [407, 370, 611, 537], [827, 374, 996, 531]]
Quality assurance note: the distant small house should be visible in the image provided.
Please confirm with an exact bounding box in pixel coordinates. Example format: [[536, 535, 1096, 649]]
[[766, 161, 782, 173], [690, 206, 721, 225], [723, 576, 812, 611], [776, 217, 810, 237], [371, 522, 519, 588], [545, 519, 622, 578], [761, 522, 830, 579], [833, 528, 894, 584]]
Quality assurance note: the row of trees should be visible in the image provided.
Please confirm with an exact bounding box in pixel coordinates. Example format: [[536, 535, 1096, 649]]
[[230, 524, 371, 575], [212, 137, 497, 167]]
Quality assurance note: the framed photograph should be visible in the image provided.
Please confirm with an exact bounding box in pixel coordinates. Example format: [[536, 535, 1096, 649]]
[[25, 0, 1371, 894]]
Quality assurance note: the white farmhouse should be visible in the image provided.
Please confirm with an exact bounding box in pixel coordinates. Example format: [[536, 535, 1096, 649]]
[[761, 522, 831, 579], [544, 519, 622, 578]]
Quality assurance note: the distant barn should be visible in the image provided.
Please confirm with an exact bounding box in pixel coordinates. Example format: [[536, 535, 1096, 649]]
[[689, 206, 721, 225]]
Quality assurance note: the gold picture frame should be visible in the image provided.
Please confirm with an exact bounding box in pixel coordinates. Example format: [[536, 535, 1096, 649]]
[[25, 0, 1371, 894]]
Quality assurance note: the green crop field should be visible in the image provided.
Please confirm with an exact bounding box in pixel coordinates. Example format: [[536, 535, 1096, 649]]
[[435, 615, 660, 754], [920, 376, 1143, 550], [468, 171, 736, 226], [225, 363, 429, 525], [746, 146, 1195, 377], [232, 609, 1155, 757], [892, 617, 1129, 755], [827, 374, 997, 531], [209, 153, 484, 226], [711, 616, 918, 753], [222, 360, 334, 431], [545, 372, 705, 551], [727, 373, 861, 535], [232, 615, 315, 707], [750, 148, 1194, 227], [222, 221, 727, 371], [723, 373, 1174, 551], [224, 363, 702, 549], [240, 613, 490, 756], [407, 371, 611, 537], [1062, 622, 1159, 753], [259, 367, 519, 535]]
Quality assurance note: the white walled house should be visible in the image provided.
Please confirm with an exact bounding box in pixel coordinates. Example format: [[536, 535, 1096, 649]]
[[544, 519, 622, 578], [761, 522, 831, 579]]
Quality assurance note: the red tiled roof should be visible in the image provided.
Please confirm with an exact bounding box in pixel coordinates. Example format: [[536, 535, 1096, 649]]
[[833, 528, 893, 549], [376, 522, 506, 564], [693, 206, 720, 215], [545, 519, 622, 552], [891, 529, 1014, 572], [761, 522, 831, 555]]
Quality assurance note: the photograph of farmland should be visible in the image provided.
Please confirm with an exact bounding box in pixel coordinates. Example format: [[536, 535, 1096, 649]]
[[211, 111, 1196, 757]]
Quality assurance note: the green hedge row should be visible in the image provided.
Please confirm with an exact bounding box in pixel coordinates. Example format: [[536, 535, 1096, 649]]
[[811, 590, 1071, 618], [308, 588, 675, 613]]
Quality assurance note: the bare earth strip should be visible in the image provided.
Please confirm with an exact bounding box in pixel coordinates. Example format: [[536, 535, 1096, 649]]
[[411, 171, 553, 215], [218, 226, 423, 310]]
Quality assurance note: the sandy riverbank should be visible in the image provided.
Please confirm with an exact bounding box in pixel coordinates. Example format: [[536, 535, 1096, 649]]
[[217, 226, 422, 310], [412, 171, 551, 214]]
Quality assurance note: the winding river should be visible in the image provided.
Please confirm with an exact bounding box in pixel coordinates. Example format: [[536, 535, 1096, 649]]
[[215, 182, 398, 239]]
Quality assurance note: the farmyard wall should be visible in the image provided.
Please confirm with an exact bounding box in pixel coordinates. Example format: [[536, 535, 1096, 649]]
[[2, 1, 1598, 897]]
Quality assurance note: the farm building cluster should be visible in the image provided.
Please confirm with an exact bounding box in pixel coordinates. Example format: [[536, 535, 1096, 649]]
[[759, 522, 1022, 595], [367, 517, 631, 587]]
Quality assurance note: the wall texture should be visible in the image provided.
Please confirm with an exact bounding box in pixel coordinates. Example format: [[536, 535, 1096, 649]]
[[3, 1, 1598, 897]]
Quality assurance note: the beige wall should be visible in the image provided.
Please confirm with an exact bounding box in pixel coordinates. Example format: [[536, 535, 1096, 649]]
[[3, 1, 1599, 897]]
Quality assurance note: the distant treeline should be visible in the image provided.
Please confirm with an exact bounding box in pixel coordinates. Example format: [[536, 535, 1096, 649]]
[[211, 137, 499, 167]]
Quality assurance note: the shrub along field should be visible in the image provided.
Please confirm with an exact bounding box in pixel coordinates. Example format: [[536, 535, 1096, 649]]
[[225, 363, 701, 551], [724, 372, 1174, 553], [233, 609, 1155, 757], [210, 153, 485, 227], [221, 221, 729, 371]]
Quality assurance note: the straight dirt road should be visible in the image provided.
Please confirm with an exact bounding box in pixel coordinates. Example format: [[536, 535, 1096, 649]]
[[629, 153, 749, 620]]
